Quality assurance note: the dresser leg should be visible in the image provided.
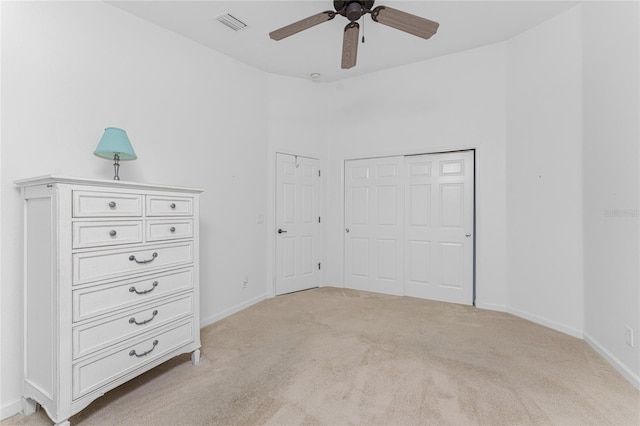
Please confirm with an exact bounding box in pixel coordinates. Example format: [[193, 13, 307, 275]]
[[22, 397, 37, 415], [191, 349, 200, 365]]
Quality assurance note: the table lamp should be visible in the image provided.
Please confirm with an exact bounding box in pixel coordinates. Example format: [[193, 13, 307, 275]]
[[94, 127, 137, 180]]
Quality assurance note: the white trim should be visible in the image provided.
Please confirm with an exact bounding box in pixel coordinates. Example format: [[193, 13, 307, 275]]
[[199, 293, 268, 328], [0, 398, 23, 421], [475, 302, 507, 312], [507, 306, 583, 339], [584, 333, 640, 390]]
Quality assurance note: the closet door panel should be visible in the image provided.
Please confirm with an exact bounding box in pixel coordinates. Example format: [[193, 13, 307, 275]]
[[405, 151, 474, 305], [344, 157, 404, 296]]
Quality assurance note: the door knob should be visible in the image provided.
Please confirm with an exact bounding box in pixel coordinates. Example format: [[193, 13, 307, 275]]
[[345, 228, 350, 233], [465, 233, 471, 237], [278, 228, 287, 234]]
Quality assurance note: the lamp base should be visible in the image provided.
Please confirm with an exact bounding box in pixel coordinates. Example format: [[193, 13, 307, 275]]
[[113, 153, 121, 180]]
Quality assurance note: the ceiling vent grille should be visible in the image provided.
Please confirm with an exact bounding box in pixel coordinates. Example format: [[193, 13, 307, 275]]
[[216, 13, 247, 31]]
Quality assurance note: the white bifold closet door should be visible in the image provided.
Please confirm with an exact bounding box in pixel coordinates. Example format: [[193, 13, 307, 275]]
[[345, 151, 474, 305]]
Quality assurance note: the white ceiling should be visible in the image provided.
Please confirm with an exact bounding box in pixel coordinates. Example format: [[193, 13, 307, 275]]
[[107, 0, 579, 82]]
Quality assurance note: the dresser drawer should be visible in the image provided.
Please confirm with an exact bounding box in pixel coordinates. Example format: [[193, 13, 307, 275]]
[[73, 221, 143, 249], [146, 195, 193, 217], [73, 191, 142, 217], [73, 242, 193, 285], [72, 320, 195, 400], [73, 268, 194, 322], [146, 219, 193, 242], [73, 293, 193, 359]]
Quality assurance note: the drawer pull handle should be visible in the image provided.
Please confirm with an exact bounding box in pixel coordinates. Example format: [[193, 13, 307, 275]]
[[129, 310, 158, 325], [129, 281, 158, 295], [108, 201, 117, 209], [129, 340, 158, 358], [169, 226, 176, 233], [170, 203, 176, 209], [129, 252, 158, 264], [109, 230, 117, 237]]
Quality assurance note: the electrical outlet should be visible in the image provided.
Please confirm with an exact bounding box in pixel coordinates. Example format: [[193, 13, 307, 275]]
[[625, 326, 634, 348]]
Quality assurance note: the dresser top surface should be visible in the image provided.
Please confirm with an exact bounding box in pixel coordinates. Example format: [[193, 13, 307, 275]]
[[15, 175, 203, 193]]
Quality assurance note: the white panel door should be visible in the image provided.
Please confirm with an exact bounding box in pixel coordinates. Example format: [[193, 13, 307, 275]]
[[404, 151, 474, 305], [275, 154, 320, 295], [344, 156, 404, 295]]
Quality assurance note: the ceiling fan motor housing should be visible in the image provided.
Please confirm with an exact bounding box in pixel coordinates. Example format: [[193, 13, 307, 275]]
[[334, 1, 375, 21]]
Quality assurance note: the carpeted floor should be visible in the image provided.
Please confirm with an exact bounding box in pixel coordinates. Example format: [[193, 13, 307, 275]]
[[4, 287, 639, 425]]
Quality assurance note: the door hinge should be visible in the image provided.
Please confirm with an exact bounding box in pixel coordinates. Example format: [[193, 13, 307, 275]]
[[318, 170, 321, 177], [318, 262, 321, 270], [318, 216, 321, 223]]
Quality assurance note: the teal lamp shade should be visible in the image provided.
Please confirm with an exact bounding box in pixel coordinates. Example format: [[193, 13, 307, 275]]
[[94, 127, 137, 180]]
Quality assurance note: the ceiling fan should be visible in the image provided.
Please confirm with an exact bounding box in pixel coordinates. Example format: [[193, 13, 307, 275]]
[[269, 1, 440, 70]]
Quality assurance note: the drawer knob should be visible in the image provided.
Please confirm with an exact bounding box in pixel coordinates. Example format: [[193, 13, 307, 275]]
[[129, 281, 158, 295], [108, 201, 117, 209], [170, 203, 176, 209], [129, 309, 158, 326], [129, 252, 158, 264], [129, 340, 158, 358], [169, 226, 176, 233], [109, 230, 117, 237]]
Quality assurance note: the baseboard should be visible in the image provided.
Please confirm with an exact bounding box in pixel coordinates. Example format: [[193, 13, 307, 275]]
[[507, 306, 583, 339], [475, 301, 507, 312], [199, 293, 268, 328], [584, 333, 640, 390], [1, 398, 23, 421]]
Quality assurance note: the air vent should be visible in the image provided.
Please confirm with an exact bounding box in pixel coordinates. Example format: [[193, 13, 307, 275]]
[[216, 13, 247, 31]]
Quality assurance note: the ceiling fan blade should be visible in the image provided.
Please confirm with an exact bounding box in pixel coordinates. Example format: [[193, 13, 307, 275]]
[[269, 11, 335, 41], [371, 6, 439, 39], [341, 22, 360, 69]]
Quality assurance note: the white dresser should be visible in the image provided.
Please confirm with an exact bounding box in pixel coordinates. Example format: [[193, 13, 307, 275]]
[[15, 176, 203, 426]]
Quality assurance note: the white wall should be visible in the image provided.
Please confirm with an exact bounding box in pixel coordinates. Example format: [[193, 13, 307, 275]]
[[324, 43, 509, 311], [505, 6, 584, 338], [582, 1, 640, 386], [1, 1, 269, 417], [266, 75, 330, 296]]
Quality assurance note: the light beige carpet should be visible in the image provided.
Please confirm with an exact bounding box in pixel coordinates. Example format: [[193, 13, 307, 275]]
[[4, 287, 639, 425]]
